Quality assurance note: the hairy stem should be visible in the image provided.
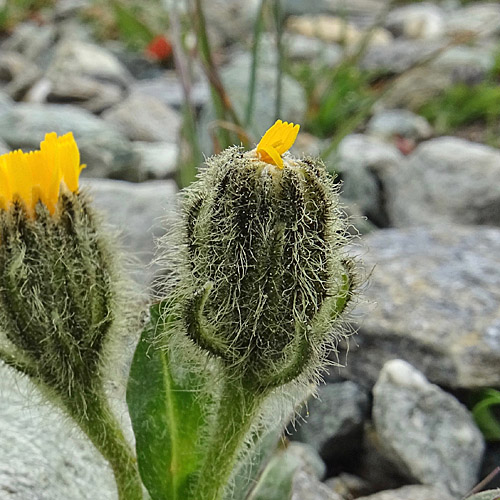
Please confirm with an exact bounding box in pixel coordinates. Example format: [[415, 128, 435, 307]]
[[195, 375, 265, 500], [68, 389, 144, 500]]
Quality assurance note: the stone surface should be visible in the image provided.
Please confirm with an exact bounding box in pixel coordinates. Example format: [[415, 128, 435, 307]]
[[385, 137, 500, 227], [292, 470, 342, 500], [294, 382, 369, 464], [1, 22, 56, 63], [372, 360, 484, 496], [132, 141, 178, 179], [0, 51, 41, 100], [376, 67, 453, 111], [251, 442, 341, 500], [360, 39, 442, 74], [81, 178, 177, 287], [366, 109, 432, 141], [199, 49, 306, 153], [45, 39, 131, 111], [335, 134, 403, 227], [385, 3, 445, 40], [287, 15, 392, 47], [131, 74, 209, 110], [445, 3, 500, 38], [0, 365, 117, 500], [285, 34, 343, 68], [345, 225, 500, 389], [430, 45, 497, 83], [102, 93, 182, 142], [0, 103, 140, 180], [357, 484, 456, 500]]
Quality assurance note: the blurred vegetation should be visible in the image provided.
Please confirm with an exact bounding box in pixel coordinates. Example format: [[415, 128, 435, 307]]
[[2, 0, 500, 182], [81, 0, 167, 50], [472, 389, 500, 442], [291, 61, 377, 140], [419, 49, 500, 148], [0, 0, 55, 31]]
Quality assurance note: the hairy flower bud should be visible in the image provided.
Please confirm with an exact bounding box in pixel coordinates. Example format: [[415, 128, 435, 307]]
[[0, 133, 118, 399], [168, 121, 355, 389]]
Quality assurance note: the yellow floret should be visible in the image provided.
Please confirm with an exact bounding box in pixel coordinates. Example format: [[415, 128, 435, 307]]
[[0, 132, 85, 216], [256, 119, 300, 169]]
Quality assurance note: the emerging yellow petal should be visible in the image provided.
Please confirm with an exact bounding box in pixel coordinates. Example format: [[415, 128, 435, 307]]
[[0, 132, 84, 216], [256, 120, 300, 169]]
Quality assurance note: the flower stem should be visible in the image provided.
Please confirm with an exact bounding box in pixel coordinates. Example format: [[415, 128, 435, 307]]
[[195, 375, 265, 500], [68, 389, 144, 500]]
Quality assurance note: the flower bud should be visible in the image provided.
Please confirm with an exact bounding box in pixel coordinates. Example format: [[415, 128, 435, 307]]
[[0, 133, 118, 399], [168, 121, 355, 389]]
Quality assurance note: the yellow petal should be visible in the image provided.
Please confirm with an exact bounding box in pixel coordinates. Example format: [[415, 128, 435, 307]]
[[256, 120, 300, 168], [258, 145, 284, 169], [0, 131, 83, 216]]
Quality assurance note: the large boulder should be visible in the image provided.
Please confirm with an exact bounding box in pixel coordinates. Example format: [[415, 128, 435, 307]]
[[372, 360, 484, 496], [386, 137, 500, 227], [344, 225, 500, 389]]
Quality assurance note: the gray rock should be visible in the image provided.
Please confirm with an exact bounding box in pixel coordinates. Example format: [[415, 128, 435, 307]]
[[131, 73, 210, 110], [325, 473, 372, 499], [0, 103, 140, 180], [376, 67, 453, 111], [357, 484, 456, 500], [47, 75, 124, 113], [0, 91, 13, 114], [132, 141, 178, 179], [430, 45, 497, 84], [102, 93, 182, 142], [372, 360, 484, 496], [0, 138, 10, 155], [249, 442, 340, 500], [0, 366, 117, 500], [385, 3, 445, 40], [0, 51, 41, 99], [199, 49, 306, 153], [335, 134, 403, 226], [284, 0, 387, 25], [285, 34, 343, 67], [468, 490, 500, 500], [45, 39, 131, 111], [445, 3, 500, 38], [286, 15, 392, 47], [202, 0, 259, 46], [81, 178, 177, 288], [386, 137, 500, 227], [345, 225, 500, 389], [366, 109, 432, 141], [0, 22, 56, 63], [360, 39, 442, 74], [294, 382, 369, 463], [292, 470, 342, 500], [47, 39, 131, 89]]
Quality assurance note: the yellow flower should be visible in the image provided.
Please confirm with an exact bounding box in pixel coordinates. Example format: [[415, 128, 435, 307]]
[[0, 132, 85, 215], [256, 120, 300, 169]]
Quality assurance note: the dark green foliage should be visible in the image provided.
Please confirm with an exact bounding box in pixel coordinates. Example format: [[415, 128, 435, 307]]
[[0, 192, 116, 398]]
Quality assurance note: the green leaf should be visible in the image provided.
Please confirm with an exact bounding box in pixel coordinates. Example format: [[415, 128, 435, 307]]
[[127, 301, 209, 500], [111, 0, 155, 49], [246, 447, 303, 500], [472, 389, 500, 441], [227, 424, 282, 500]]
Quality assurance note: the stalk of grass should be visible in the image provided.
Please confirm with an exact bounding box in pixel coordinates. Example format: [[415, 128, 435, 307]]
[[273, 0, 283, 120], [192, 0, 244, 151], [245, 0, 266, 127], [166, 0, 202, 188]]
